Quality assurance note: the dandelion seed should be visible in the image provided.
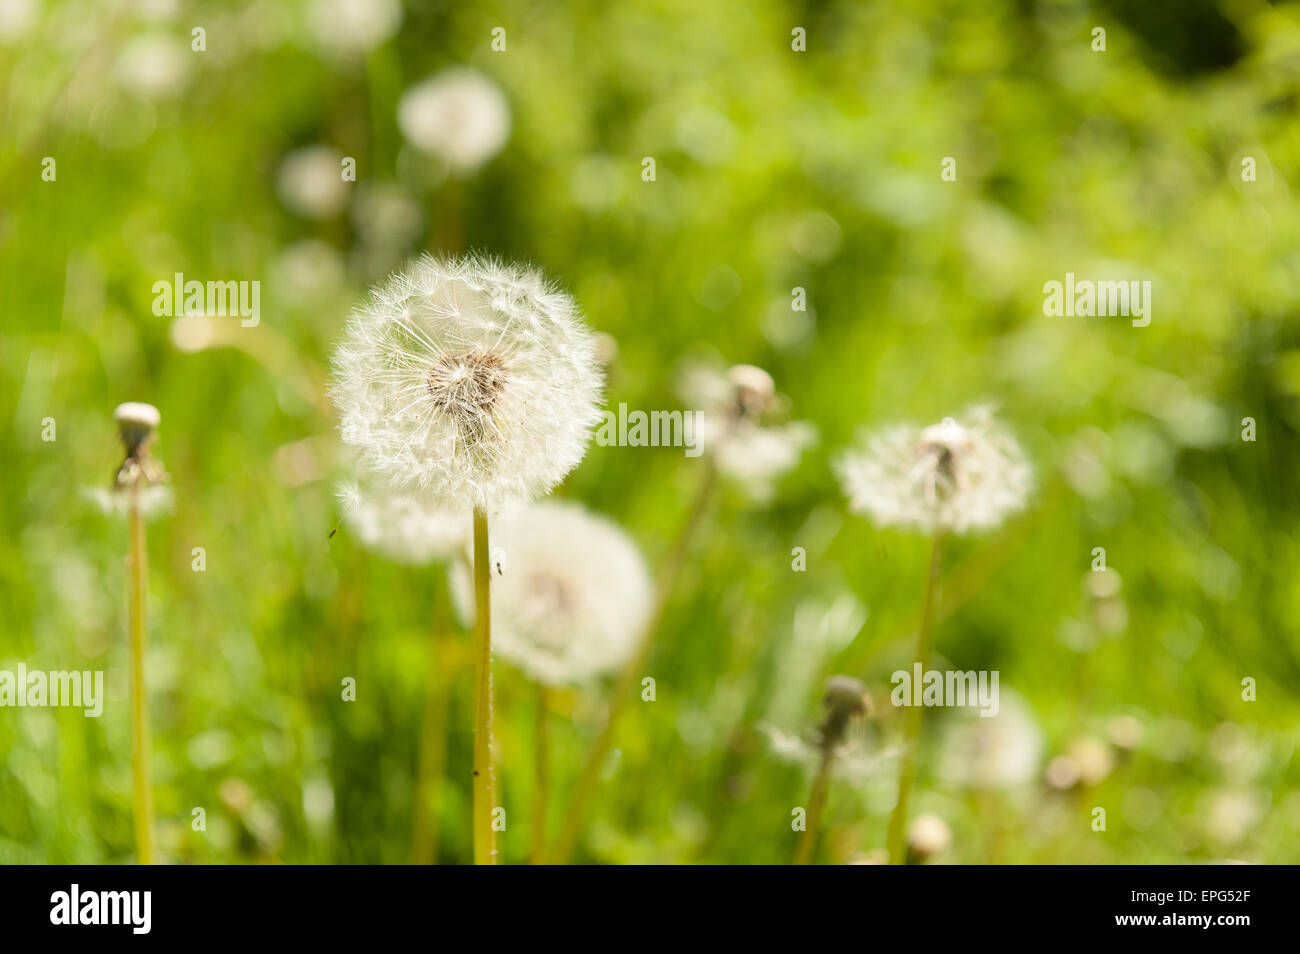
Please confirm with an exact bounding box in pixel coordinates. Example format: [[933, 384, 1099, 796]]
[[397, 69, 511, 174], [452, 500, 652, 686], [330, 253, 604, 512], [835, 405, 1031, 535]]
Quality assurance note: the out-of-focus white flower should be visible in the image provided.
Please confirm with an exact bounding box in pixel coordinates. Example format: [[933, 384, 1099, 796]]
[[836, 405, 1031, 535], [0, 0, 38, 43], [330, 254, 604, 512], [907, 813, 951, 860], [115, 33, 189, 98], [271, 239, 348, 304], [1045, 738, 1113, 790], [397, 68, 510, 174], [939, 691, 1042, 790], [764, 721, 897, 785], [352, 183, 423, 249], [451, 500, 652, 685], [277, 145, 349, 219], [679, 360, 815, 500], [86, 483, 173, 519], [308, 0, 401, 57], [337, 478, 467, 565]]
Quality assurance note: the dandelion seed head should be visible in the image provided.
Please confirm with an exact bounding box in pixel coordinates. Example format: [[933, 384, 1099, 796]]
[[938, 691, 1042, 790], [397, 68, 510, 174], [679, 359, 815, 499], [337, 478, 467, 565], [763, 720, 898, 784], [331, 254, 604, 512], [451, 501, 652, 686], [836, 405, 1031, 535]]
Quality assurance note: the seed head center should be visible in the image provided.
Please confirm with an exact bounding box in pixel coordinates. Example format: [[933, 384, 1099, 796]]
[[426, 348, 509, 430]]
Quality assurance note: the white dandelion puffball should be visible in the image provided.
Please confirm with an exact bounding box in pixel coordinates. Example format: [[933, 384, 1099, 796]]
[[678, 359, 815, 498], [452, 500, 653, 686], [309, 0, 401, 57], [938, 691, 1042, 791], [331, 254, 604, 512], [86, 484, 173, 520], [115, 33, 190, 99], [397, 68, 510, 173], [337, 479, 467, 566], [277, 145, 348, 220], [835, 405, 1031, 535]]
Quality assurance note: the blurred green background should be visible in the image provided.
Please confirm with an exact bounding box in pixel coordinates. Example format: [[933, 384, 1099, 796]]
[[2, 0, 1300, 864]]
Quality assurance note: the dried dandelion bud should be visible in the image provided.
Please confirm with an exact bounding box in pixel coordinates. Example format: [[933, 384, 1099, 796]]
[[110, 402, 167, 493], [113, 402, 160, 459], [727, 363, 775, 418], [818, 675, 870, 750]]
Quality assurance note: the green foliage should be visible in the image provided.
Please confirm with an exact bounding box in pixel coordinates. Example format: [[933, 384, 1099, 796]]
[[1, 0, 1298, 864]]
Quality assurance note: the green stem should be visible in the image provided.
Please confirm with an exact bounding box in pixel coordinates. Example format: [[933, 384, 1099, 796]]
[[885, 530, 944, 865], [531, 684, 549, 865], [471, 508, 497, 864], [411, 566, 453, 865], [793, 747, 834, 865], [127, 485, 154, 865], [549, 460, 717, 863]]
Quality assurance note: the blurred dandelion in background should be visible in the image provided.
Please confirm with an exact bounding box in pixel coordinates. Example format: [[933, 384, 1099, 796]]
[[397, 68, 511, 175]]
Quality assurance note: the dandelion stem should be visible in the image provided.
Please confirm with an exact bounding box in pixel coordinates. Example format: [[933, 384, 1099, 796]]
[[794, 746, 834, 865], [412, 565, 453, 865], [471, 507, 497, 864], [127, 484, 154, 865], [549, 460, 717, 863], [885, 530, 944, 864], [531, 684, 549, 865]]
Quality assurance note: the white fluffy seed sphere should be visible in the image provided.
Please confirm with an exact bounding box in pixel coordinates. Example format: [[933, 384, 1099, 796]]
[[451, 500, 653, 686], [835, 405, 1032, 535], [331, 254, 604, 512], [337, 478, 467, 566], [397, 68, 510, 173]]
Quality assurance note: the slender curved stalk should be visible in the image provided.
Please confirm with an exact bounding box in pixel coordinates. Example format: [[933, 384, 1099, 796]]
[[411, 566, 453, 865], [794, 747, 834, 865], [531, 685, 549, 864], [127, 485, 154, 865], [471, 508, 497, 864], [549, 460, 717, 864], [885, 530, 944, 864]]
